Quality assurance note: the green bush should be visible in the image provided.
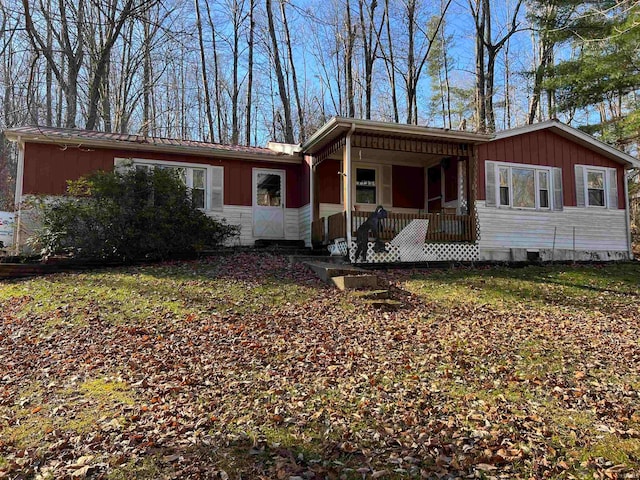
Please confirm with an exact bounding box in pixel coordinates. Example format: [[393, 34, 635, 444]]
[[29, 167, 239, 261]]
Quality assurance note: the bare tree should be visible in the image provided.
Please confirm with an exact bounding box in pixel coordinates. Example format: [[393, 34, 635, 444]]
[[358, 0, 386, 119], [245, 0, 255, 145], [194, 0, 215, 141], [403, 0, 452, 124], [380, 0, 399, 122], [279, 0, 305, 140], [266, 0, 294, 142], [22, 0, 86, 128], [469, 0, 524, 132], [343, 0, 356, 117]]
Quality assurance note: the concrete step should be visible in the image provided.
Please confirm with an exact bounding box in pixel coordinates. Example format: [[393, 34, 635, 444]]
[[331, 274, 379, 290], [303, 261, 368, 283]]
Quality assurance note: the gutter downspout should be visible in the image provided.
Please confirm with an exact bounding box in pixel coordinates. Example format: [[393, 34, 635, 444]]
[[624, 169, 633, 259], [344, 123, 356, 253], [13, 137, 24, 254], [309, 155, 315, 247]]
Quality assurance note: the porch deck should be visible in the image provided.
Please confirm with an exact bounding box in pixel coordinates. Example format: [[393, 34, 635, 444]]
[[312, 211, 476, 245]]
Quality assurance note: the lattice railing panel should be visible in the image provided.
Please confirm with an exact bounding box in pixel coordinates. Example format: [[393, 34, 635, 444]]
[[348, 241, 479, 263]]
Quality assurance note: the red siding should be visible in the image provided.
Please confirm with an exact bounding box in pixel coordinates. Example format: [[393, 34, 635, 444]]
[[477, 130, 626, 208], [316, 159, 341, 204], [23, 142, 306, 208], [392, 165, 424, 208]]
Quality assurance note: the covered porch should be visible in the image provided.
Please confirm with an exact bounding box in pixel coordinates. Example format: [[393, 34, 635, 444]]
[[303, 118, 492, 263]]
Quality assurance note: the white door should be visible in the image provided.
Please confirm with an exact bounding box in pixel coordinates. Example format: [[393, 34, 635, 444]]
[[253, 169, 285, 238]]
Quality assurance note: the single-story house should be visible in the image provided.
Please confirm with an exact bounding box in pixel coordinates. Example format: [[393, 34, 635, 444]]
[[4, 118, 639, 263]]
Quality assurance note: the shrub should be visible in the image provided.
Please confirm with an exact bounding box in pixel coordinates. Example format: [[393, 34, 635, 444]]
[[29, 167, 239, 261]]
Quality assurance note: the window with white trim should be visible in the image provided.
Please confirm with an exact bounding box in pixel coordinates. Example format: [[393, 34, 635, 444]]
[[575, 165, 617, 209], [489, 162, 555, 209], [355, 167, 377, 204], [115, 158, 223, 211], [538, 170, 550, 208], [586, 169, 605, 207]]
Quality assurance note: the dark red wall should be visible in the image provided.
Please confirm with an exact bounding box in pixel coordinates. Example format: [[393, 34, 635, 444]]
[[392, 165, 424, 208], [23, 142, 306, 208], [477, 130, 626, 208], [316, 159, 341, 204]]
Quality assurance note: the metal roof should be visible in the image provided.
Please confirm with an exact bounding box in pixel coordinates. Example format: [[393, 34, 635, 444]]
[[3, 125, 298, 163]]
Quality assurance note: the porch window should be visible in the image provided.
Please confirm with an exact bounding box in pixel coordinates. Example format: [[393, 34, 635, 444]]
[[356, 168, 377, 204]]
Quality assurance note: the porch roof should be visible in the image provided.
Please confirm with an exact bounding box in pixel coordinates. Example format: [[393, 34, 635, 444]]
[[301, 117, 493, 156]]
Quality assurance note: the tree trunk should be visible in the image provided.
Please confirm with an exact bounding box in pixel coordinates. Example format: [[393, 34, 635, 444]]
[[279, 0, 304, 141], [195, 0, 215, 142], [204, 0, 224, 142], [245, 0, 255, 145], [266, 0, 294, 142], [383, 0, 398, 122], [85, 0, 138, 130], [345, 0, 355, 117]]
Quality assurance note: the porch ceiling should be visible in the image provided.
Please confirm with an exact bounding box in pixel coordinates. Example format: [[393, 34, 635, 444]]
[[322, 146, 449, 167]]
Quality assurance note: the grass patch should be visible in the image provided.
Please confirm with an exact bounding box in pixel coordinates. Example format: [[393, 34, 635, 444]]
[[76, 378, 134, 406], [107, 456, 165, 480], [3, 377, 137, 448], [581, 435, 640, 467], [403, 263, 640, 314]]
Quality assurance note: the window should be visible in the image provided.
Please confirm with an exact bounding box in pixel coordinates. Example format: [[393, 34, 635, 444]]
[[192, 168, 206, 208], [488, 162, 556, 210], [256, 172, 282, 206], [538, 171, 549, 208], [511, 168, 535, 208], [115, 158, 223, 211], [499, 167, 510, 205], [586, 169, 605, 207], [356, 167, 376, 204], [157, 165, 206, 209]]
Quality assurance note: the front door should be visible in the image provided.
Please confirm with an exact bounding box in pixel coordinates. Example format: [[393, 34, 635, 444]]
[[253, 168, 285, 238]]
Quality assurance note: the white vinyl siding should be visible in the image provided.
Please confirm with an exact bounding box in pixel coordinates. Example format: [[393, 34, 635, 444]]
[[212, 205, 300, 246], [477, 201, 629, 255]]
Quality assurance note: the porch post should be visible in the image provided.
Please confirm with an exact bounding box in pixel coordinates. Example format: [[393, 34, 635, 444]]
[[470, 144, 479, 242], [344, 124, 356, 247], [13, 137, 24, 254]]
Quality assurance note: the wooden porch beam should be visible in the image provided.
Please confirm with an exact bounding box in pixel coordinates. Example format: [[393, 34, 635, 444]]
[[313, 137, 346, 167], [351, 134, 470, 157]]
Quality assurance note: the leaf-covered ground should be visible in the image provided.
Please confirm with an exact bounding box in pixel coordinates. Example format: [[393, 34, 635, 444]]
[[1, 255, 639, 479]]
